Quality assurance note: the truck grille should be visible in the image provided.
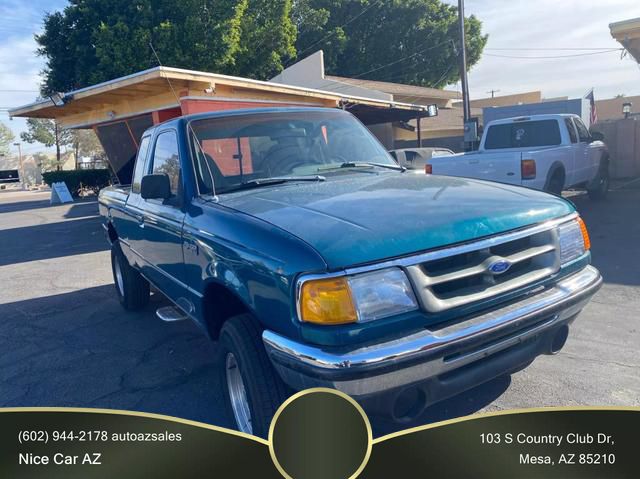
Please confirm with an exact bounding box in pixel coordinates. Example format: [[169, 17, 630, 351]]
[[405, 228, 560, 313]]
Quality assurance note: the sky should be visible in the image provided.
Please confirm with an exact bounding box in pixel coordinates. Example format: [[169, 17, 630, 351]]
[[444, 0, 640, 98], [1, 0, 640, 154]]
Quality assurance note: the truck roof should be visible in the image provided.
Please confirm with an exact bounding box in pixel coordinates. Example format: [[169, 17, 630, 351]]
[[486, 113, 581, 126]]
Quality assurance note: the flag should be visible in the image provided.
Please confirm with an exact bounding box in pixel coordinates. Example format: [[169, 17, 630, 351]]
[[584, 89, 598, 127]]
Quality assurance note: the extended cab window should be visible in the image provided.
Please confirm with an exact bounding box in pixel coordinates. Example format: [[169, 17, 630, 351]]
[[151, 131, 180, 196], [574, 118, 591, 142], [484, 120, 562, 149], [131, 136, 151, 193], [564, 119, 578, 144]]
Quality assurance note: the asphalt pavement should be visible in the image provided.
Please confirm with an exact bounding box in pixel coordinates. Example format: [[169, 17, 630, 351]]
[[0, 184, 638, 436]]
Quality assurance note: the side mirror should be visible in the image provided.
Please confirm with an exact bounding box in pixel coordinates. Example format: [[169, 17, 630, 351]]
[[590, 131, 605, 142], [141, 174, 171, 200]]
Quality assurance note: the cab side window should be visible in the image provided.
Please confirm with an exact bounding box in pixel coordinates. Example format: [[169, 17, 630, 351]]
[[150, 131, 181, 196], [564, 119, 578, 144], [131, 136, 151, 194], [574, 118, 591, 143]]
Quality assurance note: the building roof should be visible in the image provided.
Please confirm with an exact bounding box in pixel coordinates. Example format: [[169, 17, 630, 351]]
[[10, 66, 431, 129], [610, 17, 640, 62], [596, 95, 640, 121], [325, 75, 460, 101]]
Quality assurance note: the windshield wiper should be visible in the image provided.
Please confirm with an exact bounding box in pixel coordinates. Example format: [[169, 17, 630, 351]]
[[319, 162, 406, 172], [219, 175, 326, 193]]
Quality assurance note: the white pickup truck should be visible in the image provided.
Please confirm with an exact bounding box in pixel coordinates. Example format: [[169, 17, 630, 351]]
[[427, 114, 610, 200]]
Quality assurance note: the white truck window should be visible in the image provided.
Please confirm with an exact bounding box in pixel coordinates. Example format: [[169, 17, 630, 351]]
[[484, 120, 562, 149], [574, 118, 591, 142], [564, 119, 578, 144]]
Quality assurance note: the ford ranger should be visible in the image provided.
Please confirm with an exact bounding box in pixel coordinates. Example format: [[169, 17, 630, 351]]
[[426, 114, 610, 199], [98, 107, 602, 437]]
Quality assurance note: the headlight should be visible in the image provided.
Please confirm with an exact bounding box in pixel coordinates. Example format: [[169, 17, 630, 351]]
[[299, 268, 419, 325], [558, 217, 591, 264]]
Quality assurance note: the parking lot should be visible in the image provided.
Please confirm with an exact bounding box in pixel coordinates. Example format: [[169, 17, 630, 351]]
[[0, 184, 638, 436]]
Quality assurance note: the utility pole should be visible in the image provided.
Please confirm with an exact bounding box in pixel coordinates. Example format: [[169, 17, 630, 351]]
[[458, 0, 477, 151], [487, 89, 501, 98], [13, 142, 24, 190], [458, 0, 471, 124]]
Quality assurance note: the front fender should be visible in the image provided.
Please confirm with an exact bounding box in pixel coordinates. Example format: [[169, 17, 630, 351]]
[[183, 199, 327, 340]]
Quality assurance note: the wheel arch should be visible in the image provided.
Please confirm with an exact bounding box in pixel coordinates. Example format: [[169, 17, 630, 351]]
[[544, 161, 566, 191], [201, 280, 253, 340]]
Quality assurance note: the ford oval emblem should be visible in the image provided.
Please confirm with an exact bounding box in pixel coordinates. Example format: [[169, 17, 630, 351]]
[[488, 259, 512, 275]]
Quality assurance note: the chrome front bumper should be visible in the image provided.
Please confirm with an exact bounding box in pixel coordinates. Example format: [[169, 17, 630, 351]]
[[262, 266, 602, 399]]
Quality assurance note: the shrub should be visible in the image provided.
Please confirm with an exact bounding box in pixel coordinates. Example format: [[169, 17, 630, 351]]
[[42, 169, 112, 197]]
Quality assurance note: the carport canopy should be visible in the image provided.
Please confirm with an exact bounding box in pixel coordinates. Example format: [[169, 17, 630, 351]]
[[9, 67, 434, 184], [611, 17, 640, 63]]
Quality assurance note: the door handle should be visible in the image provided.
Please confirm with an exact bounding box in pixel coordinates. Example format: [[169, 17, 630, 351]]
[[469, 160, 479, 164]]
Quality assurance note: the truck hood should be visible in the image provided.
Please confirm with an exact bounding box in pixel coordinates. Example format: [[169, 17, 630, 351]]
[[219, 173, 574, 270]]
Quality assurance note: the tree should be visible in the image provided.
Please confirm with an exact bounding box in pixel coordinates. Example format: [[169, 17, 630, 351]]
[[36, 0, 297, 93], [20, 119, 73, 170], [70, 129, 104, 168], [293, 0, 488, 88], [0, 122, 15, 158]]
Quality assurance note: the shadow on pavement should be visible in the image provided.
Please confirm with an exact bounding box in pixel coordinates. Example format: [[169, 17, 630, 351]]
[[63, 200, 100, 219], [0, 284, 227, 428], [0, 216, 108, 267], [568, 187, 640, 287], [0, 199, 52, 214]]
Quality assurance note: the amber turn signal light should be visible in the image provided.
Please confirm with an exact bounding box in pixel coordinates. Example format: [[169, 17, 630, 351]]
[[425, 164, 433, 174], [299, 277, 358, 325], [577, 217, 591, 251]]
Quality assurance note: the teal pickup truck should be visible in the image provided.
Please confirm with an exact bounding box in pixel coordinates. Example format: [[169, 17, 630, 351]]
[[98, 107, 602, 437]]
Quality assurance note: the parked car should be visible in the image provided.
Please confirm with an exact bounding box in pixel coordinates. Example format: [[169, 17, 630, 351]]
[[389, 147, 454, 170], [426, 114, 610, 199], [99, 107, 601, 437]]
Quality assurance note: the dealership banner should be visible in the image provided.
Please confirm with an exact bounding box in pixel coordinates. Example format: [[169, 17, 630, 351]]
[[1, 389, 637, 479]]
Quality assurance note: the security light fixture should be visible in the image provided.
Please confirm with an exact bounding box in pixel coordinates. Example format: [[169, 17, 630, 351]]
[[49, 92, 67, 107], [623, 102, 632, 118]]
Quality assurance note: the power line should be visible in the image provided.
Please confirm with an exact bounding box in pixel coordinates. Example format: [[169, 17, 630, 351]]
[[485, 49, 622, 60], [0, 89, 39, 93], [486, 47, 624, 51], [315, 40, 457, 94], [288, 0, 384, 66]]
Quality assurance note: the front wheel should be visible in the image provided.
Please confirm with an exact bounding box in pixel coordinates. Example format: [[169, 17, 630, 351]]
[[588, 164, 610, 201], [219, 314, 290, 437]]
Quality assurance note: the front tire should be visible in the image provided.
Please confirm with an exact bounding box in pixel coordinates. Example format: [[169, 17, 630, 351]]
[[111, 242, 150, 311], [219, 314, 290, 437]]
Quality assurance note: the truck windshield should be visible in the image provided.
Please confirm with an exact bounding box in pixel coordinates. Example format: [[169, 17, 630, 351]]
[[189, 109, 398, 195], [484, 120, 562, 149]]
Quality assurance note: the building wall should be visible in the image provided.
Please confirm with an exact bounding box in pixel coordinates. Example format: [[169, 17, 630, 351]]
[[270, 51, 392, 101], [483, 99, 589, 125], [594, 119, 640, 179]]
